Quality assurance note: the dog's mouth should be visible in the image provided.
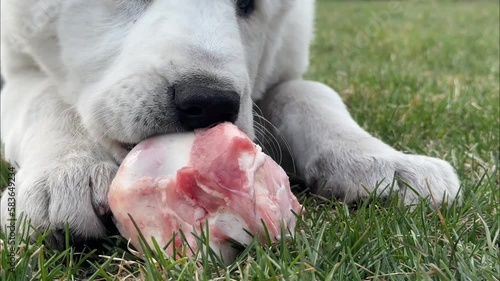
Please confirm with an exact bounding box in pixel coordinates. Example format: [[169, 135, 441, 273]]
[[120, 142, 139, 152]]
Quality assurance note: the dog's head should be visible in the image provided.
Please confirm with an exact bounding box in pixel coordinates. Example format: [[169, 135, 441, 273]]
[[55, 0, 297, 157]]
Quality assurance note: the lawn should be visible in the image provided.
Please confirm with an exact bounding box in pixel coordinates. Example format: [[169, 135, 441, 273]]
[[1, 0, 499, 280]]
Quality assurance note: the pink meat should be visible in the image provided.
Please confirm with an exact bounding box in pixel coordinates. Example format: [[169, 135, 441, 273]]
[[108, 122, 302, 262]]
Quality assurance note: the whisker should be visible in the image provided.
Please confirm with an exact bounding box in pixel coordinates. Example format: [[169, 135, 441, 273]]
[[253, 121, 279, 162], [255, 119, 283, 165], [252, 103, 296, 174]]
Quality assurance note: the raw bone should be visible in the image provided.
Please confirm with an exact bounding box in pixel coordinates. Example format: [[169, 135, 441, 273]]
[[108, 123, 302, 263]]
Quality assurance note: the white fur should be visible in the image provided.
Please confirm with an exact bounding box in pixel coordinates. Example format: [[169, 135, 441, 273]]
[[1, 0, 460, 247]]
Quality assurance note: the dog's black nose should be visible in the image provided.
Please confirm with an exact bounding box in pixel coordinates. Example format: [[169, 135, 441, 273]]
[[174, 80, 240, 130]]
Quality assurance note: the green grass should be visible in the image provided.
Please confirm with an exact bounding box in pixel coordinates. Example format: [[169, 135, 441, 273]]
[[1, 1, 499, 280]]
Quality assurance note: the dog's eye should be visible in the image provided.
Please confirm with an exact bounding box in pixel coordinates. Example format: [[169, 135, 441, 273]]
[[236, 0, 255, 17]]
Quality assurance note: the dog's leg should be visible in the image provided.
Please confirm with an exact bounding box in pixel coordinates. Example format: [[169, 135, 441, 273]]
[[258, 80, 461, 206], [1, 72, 118, 248]]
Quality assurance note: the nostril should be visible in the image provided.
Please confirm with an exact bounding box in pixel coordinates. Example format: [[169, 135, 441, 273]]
[[173, 78, 240, 129], [182, 106, 203, 116]]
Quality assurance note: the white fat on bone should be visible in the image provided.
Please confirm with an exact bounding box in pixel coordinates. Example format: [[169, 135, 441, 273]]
[[108, 122, 302, 263]]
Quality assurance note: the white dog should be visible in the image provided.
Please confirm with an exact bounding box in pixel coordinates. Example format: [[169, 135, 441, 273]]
[[1, 0, 460, 248]]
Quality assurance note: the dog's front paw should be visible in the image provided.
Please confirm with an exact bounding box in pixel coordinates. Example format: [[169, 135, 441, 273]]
[[303, 149, 461, 207], [1, 151, 118, 249], [393, 154, 461, 206]]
